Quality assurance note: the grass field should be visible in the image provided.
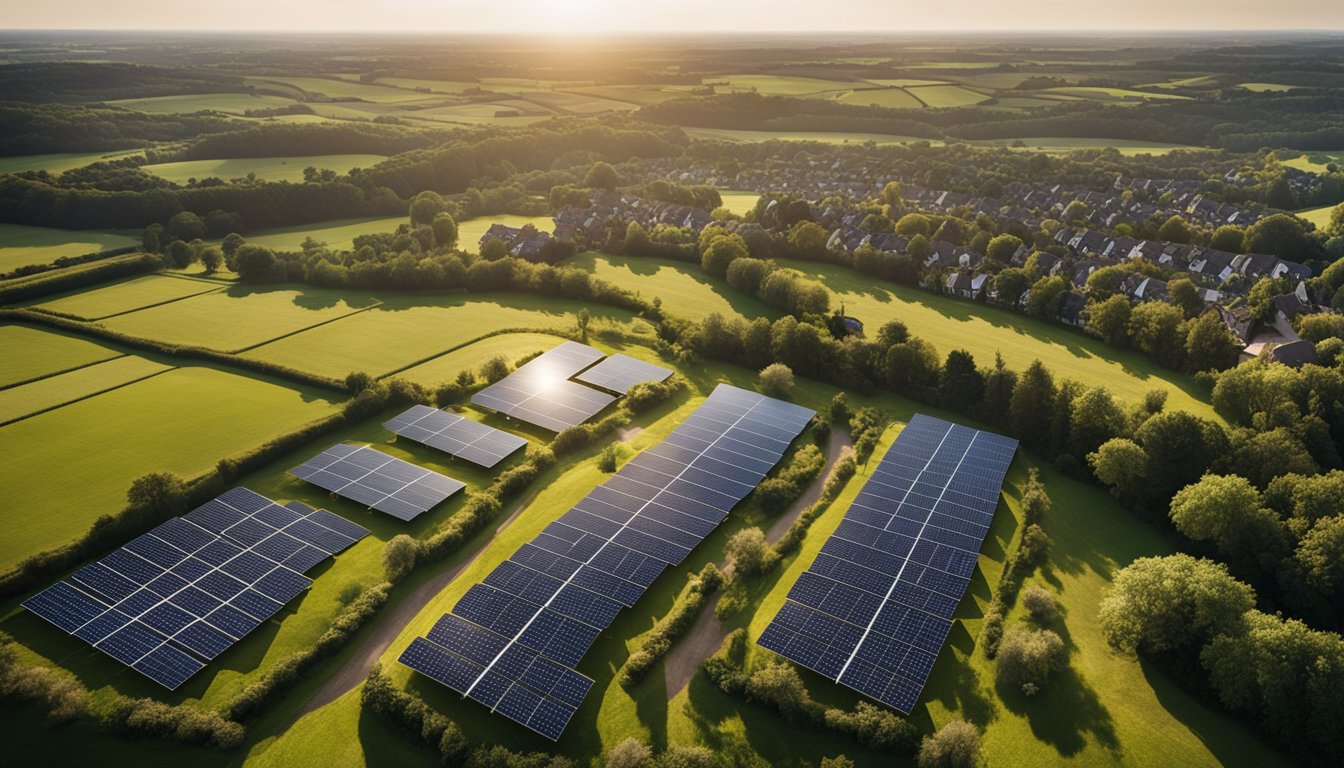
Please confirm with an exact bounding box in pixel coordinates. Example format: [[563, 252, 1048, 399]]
[[0, 355, 171, 424], [0, 364, 340, 570], [906, 84, 991, 107], [837, 88, 925, 109], [103, 93, 299, 114], [861, 78, 950, 88], [520, 91, 638, 114], [394, 331, 568, 388], [1282, 151, 1344, 173], [718, 191, 760, 215], [571, 250, 777, 321], [237, 216, 407, 251], [0, 149, 143, 175], [1297, 204, 1337, 228], [33, 273, 221, 319], [242, 292, 636, 379], [100, 285, 374, 351], [685, 127, 935, 145], [372, 77, 483, 93], [1237, 82, 1299, 92], [1040, 86, 1190, 101], [141, 154, 388, 183], [0, 324, 122, 388], [709, 74, 852, 95], [0, 223, 139, 274], [457, 215, 553, 251], [248, 77, 440, 103]]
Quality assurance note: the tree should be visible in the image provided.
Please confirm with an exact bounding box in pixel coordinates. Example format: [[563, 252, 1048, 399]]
[[940, 350, 985, 413], [788, 220, 829, 259], [1069, 386, 1127, 460], [979, 353, 1016, 430], [141, 223, 163, 253], [166, 210, 206, 242], [1211, 225, 1246, 253], [896, 213, 934, 238], [198, 246, 224, 274], [1296, 312, 1344, 342], [1128, 301, 1187, 369], [233, 244, 279, 282], [1061, 200, 1089, 224], [758, 363, 795, 399], [1328, 202, 1344, 238], [1246, 213, 1319, 262], [991, 268, 1031, 306], [985, 234, 1023, 264], [479, 237, 507, 261], [1296, 516, 1344, 591], [745, 661, 810, 721], [882, 180, 904, 208], [917, 719, 982, 768], [996, 626, 1066, 694], [164, 239, 194, 269], [126, 472, 185, 513], [726, 257, 773, 294], [584, 161, 619, 190], [1010, 360, 1056, 449], [1088, 438, 1148, 503], [603, 737, 653, 768], [884, 339, 940, 393], [408, 191, 445, 227], [480, 355, 510, 383], [221, 232, 245, 259], [1227, 427, 1319, 488], [876, 320, 909, 347], [1135, 410, 1229, 502], [701, 233, 749, 278], [344, 371, 373, 394], [1169, 475, 1286, 562], [1025, 275, 1068, 319], [1184, 311, 1241, 372], [1021, 585, 1058, 622], [383, 534, 420, 583], [1157, 214, 1195, 244], [430, 212, 458, 249], [1167, 277, 1203, 318], [1098, 554, 1254, 654], [725, 527, 775, 576]]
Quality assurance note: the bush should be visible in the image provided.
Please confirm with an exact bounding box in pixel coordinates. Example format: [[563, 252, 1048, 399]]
[[620, 564, 724, 686], [623, 374, 684, 413], [759, 362, 795, 399], [383, 534, 421, 583], [604, 737, 654, 768], [995, 626, 1066, 694], [725, 527, 776, 577], [918, 719, 982, 768], [598, 444, 621, 473], [1021, 585, 1058, 623]]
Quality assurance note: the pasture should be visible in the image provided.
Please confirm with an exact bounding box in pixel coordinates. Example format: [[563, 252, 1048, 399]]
[[33, 273, 221, 319], [0, 223, 139, 274], [975, 136, 1200, 155], [907, 84, 991, 107], [0, 364, 340, 570], [248, 77, 440, 104], [237, 216, 407, 251], [141, 154, 388, 183], [1041, 86, 1190, 101], [104, 93, 298, 114], [1237, 83, 1299, 92], [1298, 204, 1337, 229], [0, 324, 121, 387], [0, 355, 171, 424], [570, 250, 777, 321], [718, 191, 760, 215], [1282, 151, 1344, 173], [394, 331, 567, 388], [836, 88, 925, 109], [242, 292, 636, 380], [519, 91, 637, 114], [0, 150, 143, 175], [709, 74, 852, 95]]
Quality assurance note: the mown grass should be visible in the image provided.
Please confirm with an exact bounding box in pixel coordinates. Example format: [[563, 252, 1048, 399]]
[[0, 355, 171, 424], [0, 363, 341, 569], [104, 93, 299, 114], [0, 223, 139, 274], [717, 191, 760, 216], [393, 331, 567, 388], [0, 323, 121, 387], [570, 250, 777, 321], [32, 273, 222, 320], [141, 154, 389, 184]]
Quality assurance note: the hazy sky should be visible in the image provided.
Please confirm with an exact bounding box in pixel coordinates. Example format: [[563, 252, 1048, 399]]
[[3, 1, 1342, 33]]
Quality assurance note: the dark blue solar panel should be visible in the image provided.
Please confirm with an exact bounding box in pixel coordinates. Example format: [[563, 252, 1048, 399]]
[[22, 582, 108, 633], [133, 643, 205, 690]]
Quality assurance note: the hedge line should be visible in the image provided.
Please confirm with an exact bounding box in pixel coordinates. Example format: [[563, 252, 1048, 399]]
[[0, 245, 141, 282], [773, 451, 856, 557], [980, 468, 1052, 658], [0, 252, 163, 304], [618, 563, 725, 687]]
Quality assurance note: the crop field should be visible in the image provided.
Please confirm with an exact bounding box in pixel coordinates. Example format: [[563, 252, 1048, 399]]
[[519, 91, 638, 114], [906, 84, 991, 107], [717, 190, 760, 215], [0, 149, 143, 175], [141, 154, 388, 183], [1041, 86, 1190, 101], [0, 324, 122, 387], [775, 257, 1217, 418], [0, 354, 171, 424], [709, 74, 852, 95], [836, 88, 925, 109], [393, 331, 567, 387], [242, 292, 637, 379], [248, 77, 441, 103], [570, 250, 777, 321], [103, 93, 299, 114], [0, 223, 139, 274], [99, 285, 375, 351], [0, 364, 340, 570], [32, 273, 222, 319], [560, 85, 690, 105], [371, 77, 484, 93], [684, 127, 934, 145]]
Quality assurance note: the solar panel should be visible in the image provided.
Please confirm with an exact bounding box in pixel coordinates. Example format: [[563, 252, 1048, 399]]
[[573, 354, 674, 395], [401, 384, 814, 739], [384, 405, 529, 468], [290, 443, 466, 521], [470, 342, 617, 432], [757, 414, 1017, 715], [22, 488, 369, 690]]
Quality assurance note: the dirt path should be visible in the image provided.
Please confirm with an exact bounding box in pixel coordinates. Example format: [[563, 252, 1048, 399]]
[[662, 427, 854, 698], [300, 492, 536, 716]]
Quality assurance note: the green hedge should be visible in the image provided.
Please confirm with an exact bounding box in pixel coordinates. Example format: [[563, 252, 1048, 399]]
[[0, 252, 162, 304], [619, 563, 724, 687]]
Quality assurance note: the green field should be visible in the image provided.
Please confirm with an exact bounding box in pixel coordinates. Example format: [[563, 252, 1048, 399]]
[[1041, 86, 1190, 101], [33, 273, 221, 319], [0, 150, 143, 175], [907, 84, 991, 107], [571, 250, 777, 321], [0, 223, 138, 274], [685, 127, 936, 145], [243, 292, 636, 379], [238, 216, 407, 251], [0, 355, 171, 424], [1281, 151, 1344, 173], [1298, 204, 1338, 228], [718, 190, 760, 215], [250, 77, 446, 103], [837, 88, 925, 109], [862, 78, 950, 88], [0, 364, 340, 569], [103, 93, 299, 114], [520, 91, 638, 114], [710, 74, 853, 95], [0, 324, 124, 387], [1237, 82, 1299, 92], [394, 331, 568, 387], [371, 77, 483, 93], [141, 154, 388, 183], [100, 285, 374, 351]]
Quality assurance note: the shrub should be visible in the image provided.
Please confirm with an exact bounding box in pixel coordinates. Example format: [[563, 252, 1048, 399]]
[[1021, 586, 1058, 623], [598, 444, 621, 473], [480, 354, 511, 383], [725, 527, 776, 577], [759, 362, 795, 399], [917, 719, 982, 768], [995, 626, 1066, 694], [604, 737, 654, 768], [383, 535, 421, 583], [620, 564, 724, 686]]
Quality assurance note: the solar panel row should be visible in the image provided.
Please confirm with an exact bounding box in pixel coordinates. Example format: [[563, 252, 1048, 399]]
[[469, 341, 616, 432], [400, 384, 815, 740], [757, 414, 1017, 714], [573, 353, 674, 395], [290, 443, 466, 521], [383, 404, 529, 469], [22, 488, 368, 689]]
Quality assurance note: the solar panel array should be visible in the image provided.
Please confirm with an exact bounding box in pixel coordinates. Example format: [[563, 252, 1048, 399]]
[[400, 384, 815, 739], [384, 405, 529, 469], [470, 341, 617, 432], [22, 488, 368, 690], [757, 414, 1017, 714], [290, 443, 466, 521], [573, 353, 674, 395]]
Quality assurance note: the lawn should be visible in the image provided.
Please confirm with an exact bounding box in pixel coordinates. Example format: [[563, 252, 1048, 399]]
[[32, 273, 222, 319], [394, 332, 568, 388], [0, 150, 143, 175], [0, 324, 122, 387], [906, 85, 991, 107], [1298, 204, 1337, 228], [570, 250, 777, 321], [0, 355, 172, 424], [685, 127, 934, 145], [237, 216, 408, 251], [141, 154, 388, 183], [103, 93, 299, 114], [0, 223, 139, 274], [0, 364, 341, 570], [837, 88, 925, 109], [100, 284, 375, 351], [242, 292, 636, 380], [718, 191, 760, 216]]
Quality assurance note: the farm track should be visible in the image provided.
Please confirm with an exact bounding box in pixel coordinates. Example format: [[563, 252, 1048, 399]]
[[662, 426, 853, 697], [299, 490, 539, 716]]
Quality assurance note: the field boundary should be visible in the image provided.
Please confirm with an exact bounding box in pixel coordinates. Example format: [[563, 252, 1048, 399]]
[[375, 325, 572, 380], [0, 363, 177, 428], [231, 300, 384, 353], [33, 282, 226, 322], [0, 352, 129, 392]]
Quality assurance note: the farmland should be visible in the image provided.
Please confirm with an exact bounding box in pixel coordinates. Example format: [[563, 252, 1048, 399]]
[[0, 324, 122, 387], [684, 127, 933, 145], [0, 223, 139, 274], [233, 216, 408, 251], [570, 250, 777, 321], [0, 150, 143, 175], [103, 93, 299, 114], [0, 354, 171, 424], [141, 154, 389, 183], [32, 273, 222, 319]]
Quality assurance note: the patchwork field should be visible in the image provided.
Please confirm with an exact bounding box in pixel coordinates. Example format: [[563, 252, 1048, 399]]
[[0, 354, 171, 424], [710, 74, 852, 95], [371, 77, 484, 93], [0, 324, 122, 387], [1041, 86, 1190, 101], [0, 149, 143, 175], [0, 364, 340, 570], [1237, 82, 1299, 92], [238, 216, 407, 250], [33, 273, 221, 319], [519, 91, 638, 114], [104, 93, 298, 114], [242, 292, 635, 379], [907, 84, 991, 107], [141, 154, 388, 183], [0, 223, 139, 274], [248, 77, 440, 103], [836, 88, 925, 109]]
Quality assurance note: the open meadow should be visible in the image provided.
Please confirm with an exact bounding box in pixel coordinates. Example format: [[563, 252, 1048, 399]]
[[32, 273, 223, 319], [141, 154, 389, 184], [0, 223, 139, 274]]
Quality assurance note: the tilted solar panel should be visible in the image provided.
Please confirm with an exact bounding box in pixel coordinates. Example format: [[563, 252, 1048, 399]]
[[384, 405, 529, 468], [22, 488, 368, 689], [757, 414, 1017, 714], [290, 444, 466, 521], [573, 353, 674, 395], [401, 384, 814, 739], [469, 341, 617, 432]]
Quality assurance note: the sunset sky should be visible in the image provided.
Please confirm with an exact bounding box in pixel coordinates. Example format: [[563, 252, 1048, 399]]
[[3, 0, 1342, 33]]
